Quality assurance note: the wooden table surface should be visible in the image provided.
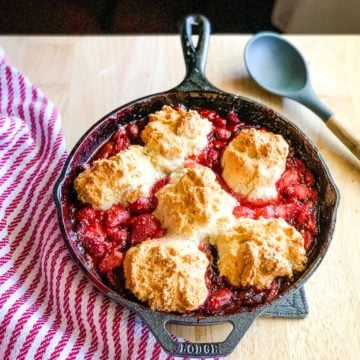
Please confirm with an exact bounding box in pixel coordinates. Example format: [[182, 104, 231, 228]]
[[1, 35, 359, 360]]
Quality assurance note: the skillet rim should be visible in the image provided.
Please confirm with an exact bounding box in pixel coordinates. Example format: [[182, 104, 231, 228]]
[[53, 87, 340, 322]]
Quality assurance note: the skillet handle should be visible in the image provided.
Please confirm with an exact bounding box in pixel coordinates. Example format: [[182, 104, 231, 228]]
[[137, 308, 261, 358], [175, 14, 220, 92]]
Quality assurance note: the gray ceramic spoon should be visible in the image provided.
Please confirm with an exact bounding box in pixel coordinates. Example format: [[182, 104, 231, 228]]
[[244, 32, 360, 160]]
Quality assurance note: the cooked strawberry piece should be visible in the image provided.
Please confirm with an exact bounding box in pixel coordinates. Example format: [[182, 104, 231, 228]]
[[301, 229, 314, 250], [107, 227, 128, 246], [295, 202, 314, 224], [75, 206, 102, 225], [98, 250, 123, 274], [208, 149, 220, 166], [80, 223, 108, 258], [296, 203, 317, 234], [194, 150, 208, 166], [96, 141, 114, 160], [233, 205, 255, 219], [206, 289, 232, 311], [254, 205, 276, 219], [206, 139, 214, 148], [287, 157, 306, 173], [151, 177, 170, 195], [126, 123, 139, 140], [87, 242, 108, 259], [227, 110, 241, 124], [112, 128, 130, 154], [284, 184, 313, 201], [277, 169, 300, 191], [266, 280, 279, 301], [213, 140, 227, 150], [81, 223, 106, 240], [242, 287, 267, 304], [199, 109, 217, 120], [212, 116, 227, 128], [129, 197, 156, 215], [275, 203, 300, 220], [303, 169, 315, 186], [105, 205, 130, 228], [113, 136, 130, 154], [214, 127, 231, 141], [305, 214, 317, 233], [129, 214, 164, 244]]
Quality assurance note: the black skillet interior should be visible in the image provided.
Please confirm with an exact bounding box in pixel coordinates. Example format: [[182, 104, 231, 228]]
[[53, 15, 339, 358]]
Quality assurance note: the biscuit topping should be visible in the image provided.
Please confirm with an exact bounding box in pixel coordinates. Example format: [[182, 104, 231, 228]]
[[221, 128, 289, 200], [123, 238, 209, 313], [141, 105, 212, 172], [153, 164, 237, 237], [74, 145, 163, 210], [210, 217, 307, 289]]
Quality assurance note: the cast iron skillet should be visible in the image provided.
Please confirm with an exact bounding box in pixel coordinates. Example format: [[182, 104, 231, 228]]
[[53, 15, 339, 358]]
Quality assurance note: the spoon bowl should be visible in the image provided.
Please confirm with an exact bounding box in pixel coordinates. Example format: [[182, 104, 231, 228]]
[[245, 32, 308, 95]]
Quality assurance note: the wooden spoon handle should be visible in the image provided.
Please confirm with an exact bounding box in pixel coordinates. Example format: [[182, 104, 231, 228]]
[[327, 114, 360, 160]]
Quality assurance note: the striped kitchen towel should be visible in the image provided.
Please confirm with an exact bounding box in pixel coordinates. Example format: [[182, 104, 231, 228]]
[[0, 48, 204, 360]]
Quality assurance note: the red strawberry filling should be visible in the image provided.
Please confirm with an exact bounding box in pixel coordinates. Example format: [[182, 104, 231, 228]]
[[126, 123, 139, 140], [129, 197, 156, 215], [128, 214, 165, 244], [75, 177, 168, 275], [98, 250, 123, 274], [105, 205, 130, 228], [80, 223, 108, 259], [107, 227, 128, 246], [75, 206, 103, 225], [205, 288, 233, 312]]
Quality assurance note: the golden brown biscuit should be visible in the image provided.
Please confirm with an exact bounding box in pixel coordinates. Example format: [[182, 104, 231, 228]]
[[74, 145, 163, 210], [153, 164, 237, 237], [123, 238, 209, 313], [210, 217, 307, 289], [221, 128, 289, 200], [141, 105, 212, 172]]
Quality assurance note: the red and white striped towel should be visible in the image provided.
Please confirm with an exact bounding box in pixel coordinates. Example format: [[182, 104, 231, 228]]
[[0, 48, 215, 360]]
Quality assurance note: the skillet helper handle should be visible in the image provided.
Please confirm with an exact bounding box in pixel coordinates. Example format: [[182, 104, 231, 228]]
[[326, 114, 360, 160], [176, 14, 219, 92], [138, 310, 260, 358]]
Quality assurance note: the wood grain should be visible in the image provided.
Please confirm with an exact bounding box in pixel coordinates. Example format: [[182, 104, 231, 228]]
[[327, 114, 360, 160], [1, 35, 359, 360]]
